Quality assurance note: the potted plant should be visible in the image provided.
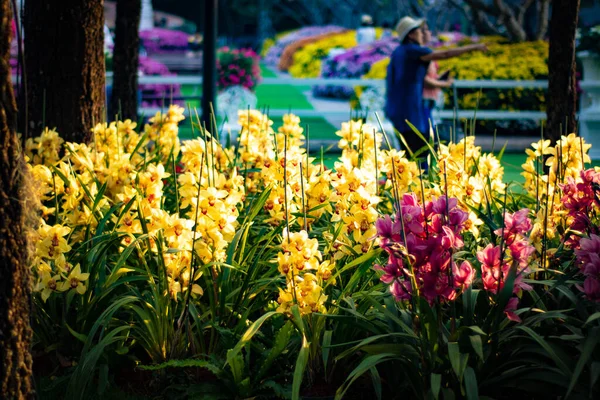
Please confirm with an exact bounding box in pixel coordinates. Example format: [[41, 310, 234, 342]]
[[216, 47, 261, 139]]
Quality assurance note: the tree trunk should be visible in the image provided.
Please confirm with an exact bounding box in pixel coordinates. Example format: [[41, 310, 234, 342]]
[[0, 0, 34, 397], [111, 0, 141, 121], [546, 0, 580, 142], [23, 0, 104, 144]]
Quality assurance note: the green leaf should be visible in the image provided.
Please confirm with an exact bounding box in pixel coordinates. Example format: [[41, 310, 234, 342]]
[[448, 342, 468, 383], [335, 353, 397, 400], [469, 335, 484, 362], [362, 295, 417, 337], [464, 367, 479, 400], [66, 323, 88, 344], [137, 359, 221, 375], [431, 373, 442, 400], [97, 364, 109, 395], [591, 362, 600, 389], [322, 330, 333, 375], [370, 367, 382, 400], [466, 326, 486, 336], [442, 388, 456, 400], [225, 311, 280, 369], [327, 248, 382, 287], [292, 336, 310, 400], [584, 312, 600, 326], [66, 325, 130, 399], [227, 349, 245, 387], [290, 305, 306, 335], [463, 288, 480, 326], [566, 327, 600, 397], [420, 297, 439, 351], [516, 326, 572, 376], [335, 333, 417, 361], [257, 321, 294, 380]]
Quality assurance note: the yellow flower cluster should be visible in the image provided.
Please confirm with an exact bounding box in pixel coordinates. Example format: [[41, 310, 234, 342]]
[[145, 105, 185, 163], [521, 134, 592, 251], [177, 134, 244, 265], [26, 106, 224, 302], [438, 40, 548, 81], [435, 137, 506, 237], [25, 127, 64, 165], [327, 120, 384, 258], [237, 111, 330, 229], [276, 229, 332, 315], [33, 224, 90, 302]]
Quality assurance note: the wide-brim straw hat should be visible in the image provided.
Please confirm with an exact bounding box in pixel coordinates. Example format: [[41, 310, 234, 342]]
[[361, 14, 373, 25], [395, 16, 424, 42]]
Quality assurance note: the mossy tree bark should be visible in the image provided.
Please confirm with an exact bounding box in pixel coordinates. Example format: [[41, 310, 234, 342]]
[[0, 0, 34, 398], [23, 0, 105, 144], [546, 0, 580, 143], [111, 0, 141, 121]]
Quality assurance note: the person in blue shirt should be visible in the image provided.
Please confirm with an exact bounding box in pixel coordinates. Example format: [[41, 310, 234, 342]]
[[385, 16, 487, 160]]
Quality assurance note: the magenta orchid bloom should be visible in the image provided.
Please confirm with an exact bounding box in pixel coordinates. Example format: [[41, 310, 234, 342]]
[[453, 261, 475, 289], [375, 194, 469, 304], [504, 297, 522, 322]]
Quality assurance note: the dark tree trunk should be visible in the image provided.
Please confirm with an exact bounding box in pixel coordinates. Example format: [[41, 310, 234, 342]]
[[111, 0, 141, 121], [23, 0, 105, 144], [0, 0, 34, 398], [546, 0, 580, 143]]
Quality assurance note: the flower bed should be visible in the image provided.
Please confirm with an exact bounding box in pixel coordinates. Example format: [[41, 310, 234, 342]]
[[288, 29, 383, 78], [139, 28, 190, 54], [362, 38, 549, 134], [263, 25, 345, 67], [138, 56, 182, 107], [278, 30, 348, 72], [25, 107, 600, 399], [314, 31, 477, 99], [313, 38, 399, 99]]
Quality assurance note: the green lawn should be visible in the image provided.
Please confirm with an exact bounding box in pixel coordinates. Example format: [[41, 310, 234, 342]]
[[255, 84, 314, 110], [177, 63, 337, 140], [260, 63, 278, 78], [178, 115, 337, 141]]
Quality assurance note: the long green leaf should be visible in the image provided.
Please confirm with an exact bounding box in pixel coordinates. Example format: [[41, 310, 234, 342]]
[[292, 336, 310, 400], [335, 353, 397, 400], [257, 321, 295, 381], [584, 312, 600, 326], [469, 335, 484, 362], [448, 342, 468, 383], [138, 359, 222, 375], [431, 373, 442, 400], [516, 325, 572, 376], [464, 367, 479, 400], [225, 311, 280, 368], [566, 327, 600, 397]]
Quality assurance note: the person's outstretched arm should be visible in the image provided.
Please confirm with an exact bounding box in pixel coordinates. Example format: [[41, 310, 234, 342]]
[[424, 76, 453, 89], [421, 43, 487, 61]]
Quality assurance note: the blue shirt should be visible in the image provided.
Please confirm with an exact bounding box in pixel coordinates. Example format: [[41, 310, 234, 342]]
[[384, 44, 433, 133]]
